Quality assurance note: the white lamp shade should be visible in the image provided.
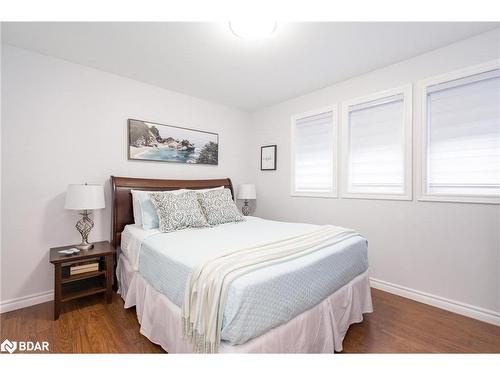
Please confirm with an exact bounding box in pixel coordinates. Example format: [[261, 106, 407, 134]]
[[65, 184, 105, 210], [237, 184, 256, 200]]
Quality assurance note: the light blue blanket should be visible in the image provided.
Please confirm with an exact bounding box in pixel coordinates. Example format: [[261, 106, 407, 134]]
[[137, 217, 368, 345]]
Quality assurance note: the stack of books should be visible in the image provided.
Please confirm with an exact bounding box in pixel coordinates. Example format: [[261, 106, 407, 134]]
[[70, 261, 100, 276]]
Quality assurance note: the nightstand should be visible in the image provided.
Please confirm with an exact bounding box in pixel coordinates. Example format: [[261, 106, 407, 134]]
[[49, 241, 116, 320]]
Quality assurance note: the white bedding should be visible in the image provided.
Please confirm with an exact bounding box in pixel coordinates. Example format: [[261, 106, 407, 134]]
[[122, 217, 318, 267], [120, 216, 369, 346], [120, 224, 159, 270], [117, 254, 373, 353]]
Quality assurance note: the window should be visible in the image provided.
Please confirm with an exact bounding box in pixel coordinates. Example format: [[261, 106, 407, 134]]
[[420, 61, 500, 204], [341, 86, 412, 200], [291, 108, 338, 197]]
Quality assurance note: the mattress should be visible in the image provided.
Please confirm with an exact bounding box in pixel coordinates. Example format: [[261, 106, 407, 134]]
[[121, 216, 369, 346]]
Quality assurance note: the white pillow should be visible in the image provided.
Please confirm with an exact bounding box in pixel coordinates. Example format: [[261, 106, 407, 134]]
[[187, 186, 224, 193], [131, 191, 144, 227]]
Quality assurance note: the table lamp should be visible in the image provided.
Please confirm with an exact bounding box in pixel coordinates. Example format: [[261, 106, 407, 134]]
[[65, 183, 105, 250], [237, 184, 256, 216]]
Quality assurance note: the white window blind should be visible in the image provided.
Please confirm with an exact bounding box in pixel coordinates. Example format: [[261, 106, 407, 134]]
[[292, 110, 335, 195], [344, 91, 409, 196], [425, 68, 500, 198]]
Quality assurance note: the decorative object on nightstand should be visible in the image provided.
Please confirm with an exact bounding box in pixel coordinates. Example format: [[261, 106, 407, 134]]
[[237, 184, 256, 216], [65, 183, 105, 250], [49, 241, 115, 320]]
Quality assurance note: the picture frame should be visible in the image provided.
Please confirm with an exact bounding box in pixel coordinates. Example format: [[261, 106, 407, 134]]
[[261, 145, 277, 171], [127, 119, 218, 165]]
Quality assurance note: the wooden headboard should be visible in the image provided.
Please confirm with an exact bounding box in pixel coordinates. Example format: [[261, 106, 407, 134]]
[[110, 176, 234, 248]]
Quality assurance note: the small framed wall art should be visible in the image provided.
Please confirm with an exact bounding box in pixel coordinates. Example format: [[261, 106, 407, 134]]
[[261, 145, 277, 171]]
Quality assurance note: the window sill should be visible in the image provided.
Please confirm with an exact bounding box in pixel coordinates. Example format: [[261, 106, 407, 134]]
[[418, 194, 500, 205], [340, 192, 412, 201], [290, 192, 338, 199]]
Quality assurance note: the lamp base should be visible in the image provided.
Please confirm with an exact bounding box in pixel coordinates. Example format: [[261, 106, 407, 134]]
[[242, 200, 250, 216], [75, 210, 95, 251], [76, 242, 94, 251]]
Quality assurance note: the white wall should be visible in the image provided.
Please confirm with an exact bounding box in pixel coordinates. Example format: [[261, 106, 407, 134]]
[[250, 29, 500, 322], [0, 45, 251, 310]]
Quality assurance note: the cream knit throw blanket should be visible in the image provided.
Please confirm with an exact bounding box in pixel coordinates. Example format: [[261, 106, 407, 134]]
[[182, 225, 356, 353]]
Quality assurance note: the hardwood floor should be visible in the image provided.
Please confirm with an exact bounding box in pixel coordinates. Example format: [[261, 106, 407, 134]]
[[0, 293, 163, 353], [342, 289, 500, 353], [1, 289, 499, 353]]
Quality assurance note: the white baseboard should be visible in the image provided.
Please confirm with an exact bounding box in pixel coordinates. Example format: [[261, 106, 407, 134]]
[[0, 290, 53, 313], [370, 277, 500, 327]]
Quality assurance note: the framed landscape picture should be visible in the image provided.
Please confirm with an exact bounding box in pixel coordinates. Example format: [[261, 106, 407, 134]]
[[261, 145, 277, 170], [128, 119, 219, 165]]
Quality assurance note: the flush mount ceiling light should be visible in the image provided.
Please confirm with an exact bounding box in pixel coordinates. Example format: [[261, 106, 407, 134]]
[[229, 21, 277, 40]]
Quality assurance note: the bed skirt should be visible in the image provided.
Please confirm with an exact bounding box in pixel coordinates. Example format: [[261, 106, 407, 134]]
[[117, 254, 373, 353]]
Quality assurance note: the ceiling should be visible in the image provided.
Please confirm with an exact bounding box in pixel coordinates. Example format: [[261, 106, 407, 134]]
[[2, 22, 498, 111]]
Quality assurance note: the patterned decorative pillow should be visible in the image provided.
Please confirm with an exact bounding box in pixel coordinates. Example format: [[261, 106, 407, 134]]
[[149, 191, 209, 232], [197, 188, 244, 226]]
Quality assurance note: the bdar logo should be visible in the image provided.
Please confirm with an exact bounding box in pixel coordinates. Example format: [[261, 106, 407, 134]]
[[0, 339, 48, 353], [1, 339, 17, 354]]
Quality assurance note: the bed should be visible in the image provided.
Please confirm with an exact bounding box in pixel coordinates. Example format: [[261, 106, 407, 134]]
[[111, 176, 373, 353]]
